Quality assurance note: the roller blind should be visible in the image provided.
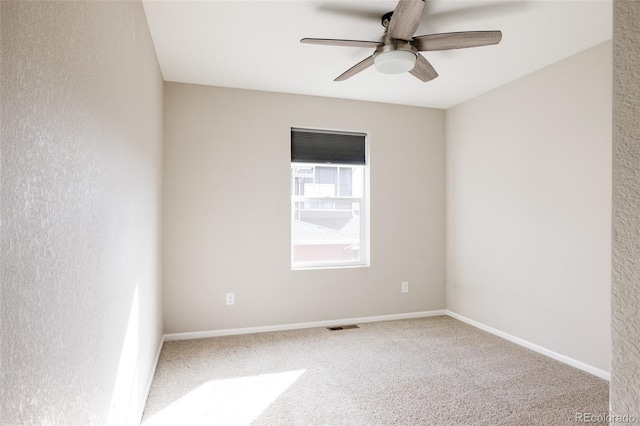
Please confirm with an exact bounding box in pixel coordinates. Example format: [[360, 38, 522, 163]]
[[291, 128, 366, 165]]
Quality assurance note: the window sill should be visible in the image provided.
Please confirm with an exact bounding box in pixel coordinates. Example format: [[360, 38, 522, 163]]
[[291, 263, 370, 271]]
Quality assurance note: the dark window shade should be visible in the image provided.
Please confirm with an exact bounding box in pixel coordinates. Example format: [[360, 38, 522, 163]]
[[291, 129, 366, 165]]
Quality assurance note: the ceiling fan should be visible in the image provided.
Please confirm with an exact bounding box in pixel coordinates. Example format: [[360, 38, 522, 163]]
[[301, 0, 502, 82]]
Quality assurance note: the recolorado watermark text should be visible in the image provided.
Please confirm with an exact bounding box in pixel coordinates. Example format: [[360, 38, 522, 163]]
[[575, 412, 637, 423]]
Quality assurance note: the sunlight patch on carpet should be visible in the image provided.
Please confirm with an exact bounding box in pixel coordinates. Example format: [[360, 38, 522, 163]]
[[143, 369, 306, 425]]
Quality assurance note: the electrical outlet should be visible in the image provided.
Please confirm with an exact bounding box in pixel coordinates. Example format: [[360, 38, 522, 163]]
[[226, 292, 235, 305], [401, 281, 409, 293]]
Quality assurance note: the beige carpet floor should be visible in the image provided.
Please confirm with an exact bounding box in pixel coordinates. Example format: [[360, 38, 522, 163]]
[[141, 316, 608, 425]]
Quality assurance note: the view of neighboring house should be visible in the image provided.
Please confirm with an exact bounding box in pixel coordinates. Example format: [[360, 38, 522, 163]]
[[291, 164, 363, 264]]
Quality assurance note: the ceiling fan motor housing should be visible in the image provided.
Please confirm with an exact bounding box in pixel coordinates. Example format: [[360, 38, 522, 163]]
[[381, 11, 394, 28]]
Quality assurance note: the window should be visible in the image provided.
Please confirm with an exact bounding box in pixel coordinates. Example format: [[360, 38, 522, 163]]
[[291, 128, 368, 269]]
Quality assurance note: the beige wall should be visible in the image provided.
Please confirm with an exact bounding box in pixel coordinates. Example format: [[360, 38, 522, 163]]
[[612, 0, 640, 415], [446, 41, 612, 373], [1, 1, 163, 424], [163, 83, 445, 333]]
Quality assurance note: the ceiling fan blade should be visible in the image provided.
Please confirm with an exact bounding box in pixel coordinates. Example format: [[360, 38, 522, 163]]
[[335, 56, 375, 81], [413, 31, 502, 51], [301, 38, 383, 48], [410, 54, 438, 82], [388, 0, 425, 41]]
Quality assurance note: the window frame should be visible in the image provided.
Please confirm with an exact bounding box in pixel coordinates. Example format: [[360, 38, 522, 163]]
[[290, 130, 369, 270]]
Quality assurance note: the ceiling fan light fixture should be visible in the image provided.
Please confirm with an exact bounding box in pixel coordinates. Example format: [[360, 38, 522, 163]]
[[373, 50, 417, 74]]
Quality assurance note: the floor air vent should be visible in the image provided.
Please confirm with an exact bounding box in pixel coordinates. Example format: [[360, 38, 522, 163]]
[[327, 324, 360, 331]]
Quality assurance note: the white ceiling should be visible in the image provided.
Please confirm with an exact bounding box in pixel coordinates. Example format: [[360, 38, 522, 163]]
[[142, 0, 612, 109]]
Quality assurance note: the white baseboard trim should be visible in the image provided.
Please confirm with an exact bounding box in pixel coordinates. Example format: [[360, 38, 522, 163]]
[[163, 310, 447, 342], [445, 310, 610, 381]]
